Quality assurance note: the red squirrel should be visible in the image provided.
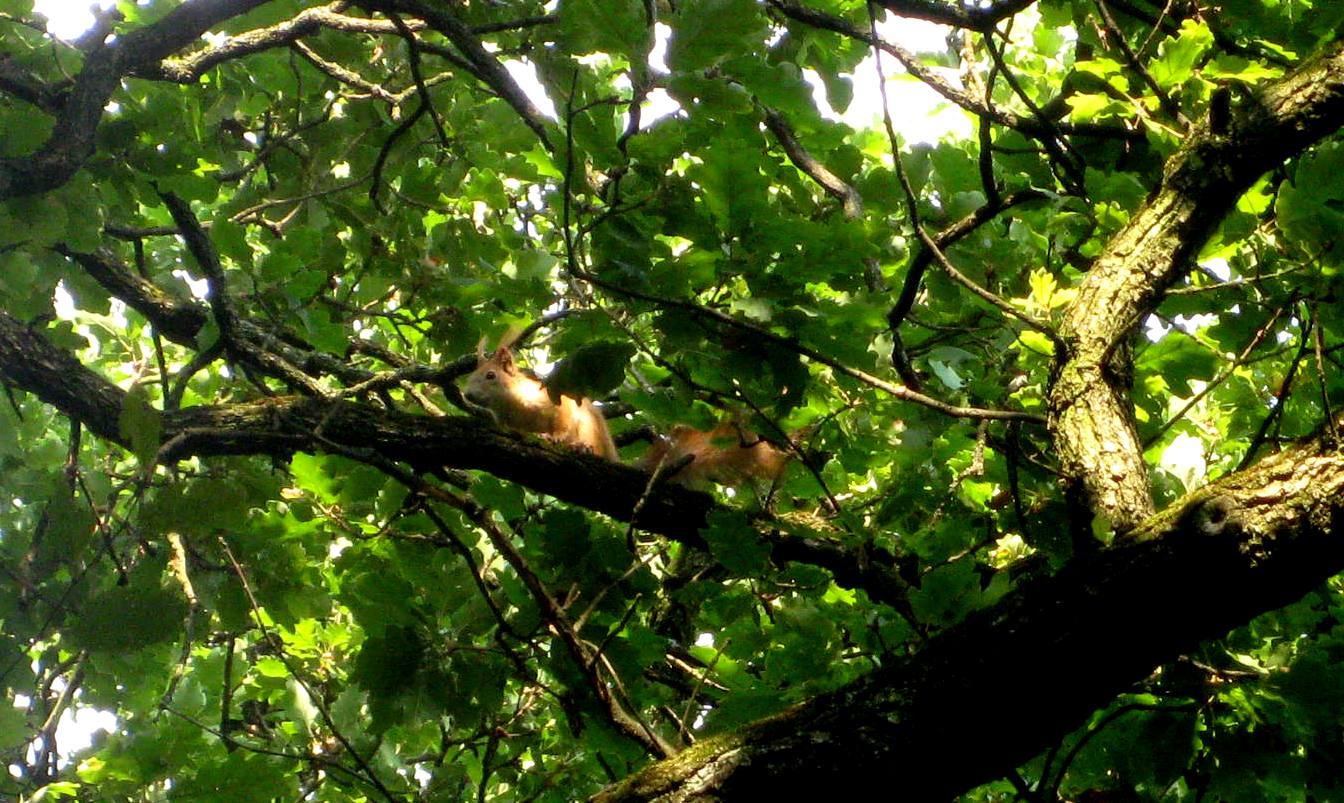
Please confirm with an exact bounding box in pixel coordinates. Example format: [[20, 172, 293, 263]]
[[637, 422, 789, 489], [463, 338, 788, 487], [463, 340, 619, 461]]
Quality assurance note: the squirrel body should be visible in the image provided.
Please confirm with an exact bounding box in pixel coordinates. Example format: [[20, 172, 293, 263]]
[[638, 422, 789, 489], [464, 343, 619, 461]]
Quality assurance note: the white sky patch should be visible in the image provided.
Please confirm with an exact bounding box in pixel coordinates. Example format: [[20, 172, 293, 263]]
[[1199, 256, 1232, 281], [174, 269, 210, 301], [634, 24, 682, 125], [1144, 314, 1170, 341], [33, 0, 114, 40], [1278, 319, 1299, 344], [1160, 432, 1207, 492], [56, 706, 117, 756], [833, 14, 974, 145], [10, 687, 115, 772], [503, 59, 558, 120], [1172, 312, 1218, 333], [640, 88, 682, 125], [613, 73, 684, 131], [1146, 310, 1219, 342], [53, 281, 77, 320], [649, 23, 671, 72]]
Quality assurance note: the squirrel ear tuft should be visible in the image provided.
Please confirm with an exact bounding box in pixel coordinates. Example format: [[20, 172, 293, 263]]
[[494, 346, 514, 368]]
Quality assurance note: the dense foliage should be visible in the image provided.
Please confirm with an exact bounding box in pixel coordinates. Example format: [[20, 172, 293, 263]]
[[1, 0, 1343, 799]]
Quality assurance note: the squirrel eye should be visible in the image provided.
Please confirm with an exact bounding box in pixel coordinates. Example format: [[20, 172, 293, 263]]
[[485, 371, 496, 380]]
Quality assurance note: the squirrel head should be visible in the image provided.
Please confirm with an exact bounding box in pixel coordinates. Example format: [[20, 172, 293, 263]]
[[464, 342, 518, 408], [462, 339, 557, 431]]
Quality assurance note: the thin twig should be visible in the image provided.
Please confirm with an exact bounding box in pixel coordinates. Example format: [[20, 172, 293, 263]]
[[218, 537, 401, 802], [580, 270, 1045, 423]]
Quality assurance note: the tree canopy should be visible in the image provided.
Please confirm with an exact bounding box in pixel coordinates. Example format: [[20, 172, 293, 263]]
[[1, 0, 1343, 800]]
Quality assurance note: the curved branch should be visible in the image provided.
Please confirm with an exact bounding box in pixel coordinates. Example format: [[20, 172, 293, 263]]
[[1048, 38, 1344, 531], [0, 0, 272, 199], [869, 0, 1036, 30], [761, 106, 862, 219], [369, 0, 554, 150], [144, 3, 393, 83]]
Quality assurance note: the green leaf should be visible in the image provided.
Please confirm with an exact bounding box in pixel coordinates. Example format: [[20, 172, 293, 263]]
[[702, 509, 770, 576], [0, 704, 30, 751], [0, 106, 52, 157], [1277, 142, 1344, 266], [353, 625, 424, 697], [1015, 330, 1055, 357], [34, 488, 94, 576], [1150, 20, 1214, 89], [908, 560, 979, 626], [556, 0, 651, 65], [118, 383, 162, 467], [666, 0, 769, 73], [546, 340, 635, 401], [68, 582, 188, 652]]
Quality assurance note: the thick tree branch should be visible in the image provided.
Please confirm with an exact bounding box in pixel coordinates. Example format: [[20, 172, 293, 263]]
[[869, 0, 1036, 30], [1048, 38, 1344, 532], [53, 247, 208, 346], [0, 55, 63, 113], [145, 4, 419, 83], [0, 313, 127, 444], [0, 309, 910, 609], [761, 107, 862, 219], [594, 438, 1344, 801]]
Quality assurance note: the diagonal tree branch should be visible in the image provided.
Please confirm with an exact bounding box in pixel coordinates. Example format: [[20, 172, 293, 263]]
[[593, 438, 1344, 800], [1048, 38, 1344, 532], [761, 106, 863, 219], [53, 246, 209, 346], [768, 0, 1141, 143], [869, 0, 1036, 30]]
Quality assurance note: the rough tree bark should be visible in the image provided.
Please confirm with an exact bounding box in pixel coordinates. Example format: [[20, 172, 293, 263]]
[[1048, 38, 1344, 532], [0, 0, 272, 199], [592, 444, 1344, 801]]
